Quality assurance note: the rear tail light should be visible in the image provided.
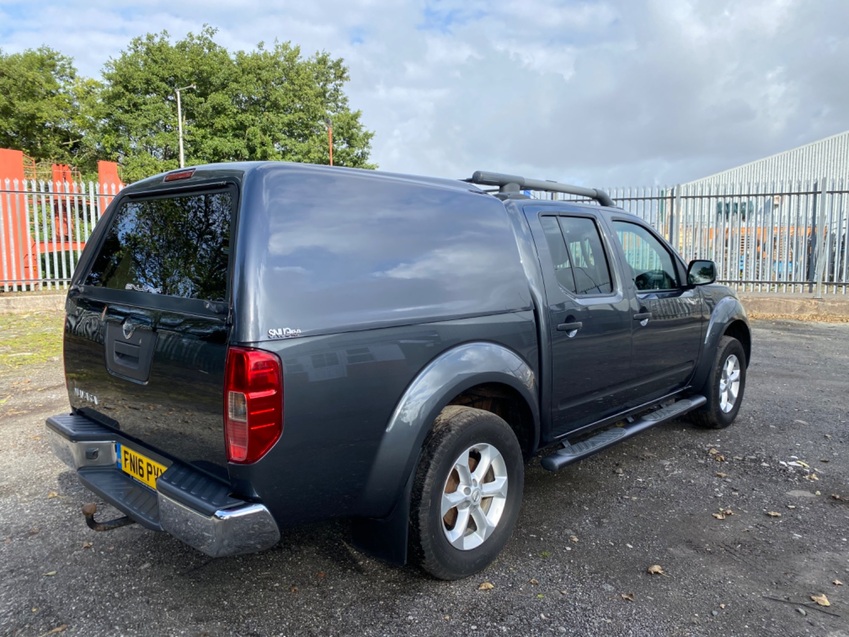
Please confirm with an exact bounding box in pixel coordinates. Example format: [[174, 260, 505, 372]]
[[224, 347, 283, 463]]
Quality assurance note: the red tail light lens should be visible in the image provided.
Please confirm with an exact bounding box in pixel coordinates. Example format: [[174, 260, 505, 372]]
[[224, 347, 283, 463]]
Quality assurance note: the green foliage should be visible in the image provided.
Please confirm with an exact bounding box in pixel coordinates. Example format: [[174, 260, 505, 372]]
[[0, 27, 375, 182], [98, 26, 375, 181], [0, 47, 100, 173]]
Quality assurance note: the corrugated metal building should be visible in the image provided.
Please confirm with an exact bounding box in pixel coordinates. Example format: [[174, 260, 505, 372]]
[[667, 130, 849, 294], [600, 131, 849, 294], [683, 129, 849, 186]]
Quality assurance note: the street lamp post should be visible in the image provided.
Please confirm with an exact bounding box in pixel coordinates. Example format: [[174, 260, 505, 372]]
[[324, 117, 333, 166], [175, 84, 196, 168]]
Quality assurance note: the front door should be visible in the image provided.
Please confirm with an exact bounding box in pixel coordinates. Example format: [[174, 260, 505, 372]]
[[611, 220, 705, 402]]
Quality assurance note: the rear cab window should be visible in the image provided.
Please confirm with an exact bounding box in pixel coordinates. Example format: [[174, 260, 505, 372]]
[[85, 188, 234, 304]]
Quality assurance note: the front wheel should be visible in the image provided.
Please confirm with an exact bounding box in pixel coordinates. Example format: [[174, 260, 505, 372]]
[[690, 336, 747, 429], [410, 406, 524, 580]]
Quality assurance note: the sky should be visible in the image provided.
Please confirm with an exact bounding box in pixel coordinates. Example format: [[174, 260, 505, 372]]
[[1, 0, 848, 187]]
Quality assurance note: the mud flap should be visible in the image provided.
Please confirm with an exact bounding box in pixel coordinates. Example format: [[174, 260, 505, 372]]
[[350, 469, 415, 565]]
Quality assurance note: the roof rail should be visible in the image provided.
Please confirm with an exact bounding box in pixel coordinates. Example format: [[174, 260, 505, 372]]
[[466, 170, 615, 207]]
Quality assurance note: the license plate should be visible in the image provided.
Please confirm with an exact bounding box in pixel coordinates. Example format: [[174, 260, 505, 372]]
[[116, 444, 166, 490]]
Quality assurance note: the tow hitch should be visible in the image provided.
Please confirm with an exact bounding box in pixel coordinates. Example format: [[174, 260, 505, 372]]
[[82, 503, 136, 532]]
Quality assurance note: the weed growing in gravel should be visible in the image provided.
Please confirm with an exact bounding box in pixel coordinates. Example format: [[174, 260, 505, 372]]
[[0, 312, 64, 369]]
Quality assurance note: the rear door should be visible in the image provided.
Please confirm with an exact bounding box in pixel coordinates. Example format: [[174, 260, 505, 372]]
[[527, 209, 633, 436], [64, 184, 236, 476]]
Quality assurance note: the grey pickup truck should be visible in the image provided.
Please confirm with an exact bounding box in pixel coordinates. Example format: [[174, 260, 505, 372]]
[[47, 163, 750, 580]]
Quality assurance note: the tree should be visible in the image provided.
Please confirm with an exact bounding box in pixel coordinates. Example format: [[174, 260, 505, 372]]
[[99, 27, 375, 181], [0, 47, 100, 174]]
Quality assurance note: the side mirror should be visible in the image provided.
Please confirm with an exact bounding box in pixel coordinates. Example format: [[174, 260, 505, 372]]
[[687, 260, 716, 286]]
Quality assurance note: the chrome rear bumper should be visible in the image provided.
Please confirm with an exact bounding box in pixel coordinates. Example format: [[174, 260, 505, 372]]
[[46, 413, 280, 557]]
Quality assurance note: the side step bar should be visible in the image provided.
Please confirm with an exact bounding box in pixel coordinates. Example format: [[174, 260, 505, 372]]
[[540, 396, 707, 472]]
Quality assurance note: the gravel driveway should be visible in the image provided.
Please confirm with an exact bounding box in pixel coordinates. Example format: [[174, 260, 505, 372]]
[[1, 319, 847, 637]]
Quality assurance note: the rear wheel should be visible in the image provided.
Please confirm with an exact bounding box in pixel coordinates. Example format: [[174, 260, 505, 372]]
[[690, 336, 746, 429], [410, 406, 524, 580]]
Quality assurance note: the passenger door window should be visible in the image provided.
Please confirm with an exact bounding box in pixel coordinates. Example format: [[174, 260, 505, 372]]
[[613, 222, 679, 291], [539, 215, 613, 296]]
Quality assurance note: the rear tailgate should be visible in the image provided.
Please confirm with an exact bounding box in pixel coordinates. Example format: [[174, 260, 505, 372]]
[[63, 182, 236, 476]]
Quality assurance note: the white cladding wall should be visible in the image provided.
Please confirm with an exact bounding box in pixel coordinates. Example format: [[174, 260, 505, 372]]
[[684, 130, 849, 187]]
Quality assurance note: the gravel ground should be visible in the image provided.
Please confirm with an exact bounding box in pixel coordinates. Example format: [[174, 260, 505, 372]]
[[1, 319, 848, 637]]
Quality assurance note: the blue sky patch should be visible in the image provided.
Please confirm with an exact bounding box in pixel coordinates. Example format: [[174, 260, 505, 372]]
[[418, 4, 488, 34], [348, 26, 366, 46]]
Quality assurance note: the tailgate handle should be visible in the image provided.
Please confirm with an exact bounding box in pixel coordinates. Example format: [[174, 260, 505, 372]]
[[113, 341, 140, 369], [105, 321, 155, 383]]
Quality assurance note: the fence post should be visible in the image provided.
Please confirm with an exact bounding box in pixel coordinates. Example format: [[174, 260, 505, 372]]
[[0, 178, 8, 292], [815, 180, 827, 299], [670, 185, 679, 250]]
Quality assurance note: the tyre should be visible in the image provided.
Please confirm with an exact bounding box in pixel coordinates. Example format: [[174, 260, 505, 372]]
[[690, 336, 746, 429], [410, 406, 524, 580]]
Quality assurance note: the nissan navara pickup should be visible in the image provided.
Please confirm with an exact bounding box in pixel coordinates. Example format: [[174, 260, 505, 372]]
[[47, 163, 750, 580]]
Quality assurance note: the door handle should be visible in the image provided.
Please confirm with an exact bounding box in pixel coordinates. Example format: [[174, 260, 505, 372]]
[[633, 311, 651, 326], [556, 321, 583, 332]]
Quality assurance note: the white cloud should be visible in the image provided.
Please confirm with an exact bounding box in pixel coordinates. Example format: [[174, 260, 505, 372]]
[[1, 0, 848, 187]]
